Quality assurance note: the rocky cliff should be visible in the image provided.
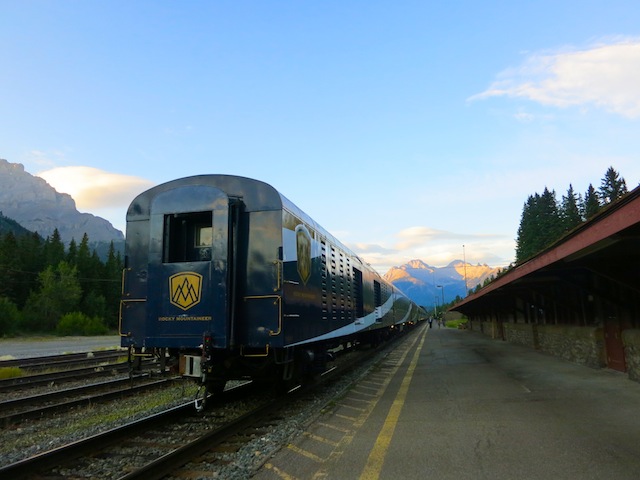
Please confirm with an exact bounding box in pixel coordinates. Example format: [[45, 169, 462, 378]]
[[0, 159, 124, 244], [384, 259, 501, 308]]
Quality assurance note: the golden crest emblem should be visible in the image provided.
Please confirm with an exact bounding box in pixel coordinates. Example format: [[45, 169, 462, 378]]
[[169, 272, 203, 310], [296, 224, 312, 285]]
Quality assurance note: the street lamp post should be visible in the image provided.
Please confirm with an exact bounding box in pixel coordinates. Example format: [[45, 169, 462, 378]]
[[436, 285, 445, 307], [463, 244, 468, 296]]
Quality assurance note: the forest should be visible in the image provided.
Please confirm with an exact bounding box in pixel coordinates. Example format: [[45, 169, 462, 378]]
[[515, 166, 630, 263], [457, 166, 631, 298], [0, 227, 122, 337]]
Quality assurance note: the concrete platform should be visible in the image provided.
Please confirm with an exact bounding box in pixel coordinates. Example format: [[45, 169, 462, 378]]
[[253, 324, 640, 479]]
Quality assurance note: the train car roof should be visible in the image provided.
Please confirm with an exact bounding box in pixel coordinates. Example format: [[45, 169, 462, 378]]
[[127, 174, 373, 273]]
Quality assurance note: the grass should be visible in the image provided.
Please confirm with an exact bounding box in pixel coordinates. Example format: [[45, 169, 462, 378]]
[[445, 318, 468, 329], [0, 366, 24, 379], [0, 382, 200, 458]]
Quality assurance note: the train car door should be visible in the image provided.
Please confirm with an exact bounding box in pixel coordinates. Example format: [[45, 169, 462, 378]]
[[146, 185, 233, 350]]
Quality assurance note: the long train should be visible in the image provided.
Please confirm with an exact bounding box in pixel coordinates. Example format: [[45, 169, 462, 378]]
[[120, 175, 426, 405]]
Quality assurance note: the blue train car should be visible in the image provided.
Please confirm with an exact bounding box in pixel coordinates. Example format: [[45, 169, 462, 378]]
[[120, 175, 425, 401]]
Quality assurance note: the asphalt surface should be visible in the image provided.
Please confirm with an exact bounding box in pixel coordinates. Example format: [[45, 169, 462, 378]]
[[254, 324, 640, 480], [0, 335, 122, 359]]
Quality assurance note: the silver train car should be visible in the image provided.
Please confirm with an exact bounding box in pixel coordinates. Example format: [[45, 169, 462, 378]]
[[120, 175, 425, 402]]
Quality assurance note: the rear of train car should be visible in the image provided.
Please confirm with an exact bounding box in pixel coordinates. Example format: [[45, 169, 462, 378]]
[[120, 175, 425, 392]]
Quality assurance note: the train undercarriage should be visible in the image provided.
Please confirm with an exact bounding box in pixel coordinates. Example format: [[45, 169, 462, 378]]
[[127, 324, 408, 410]]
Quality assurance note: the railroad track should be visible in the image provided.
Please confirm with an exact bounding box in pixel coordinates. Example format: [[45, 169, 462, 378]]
[[0, 349, 126, 371], [0, 325, 421, 479], [0, 358, 159, 393], [0, 375, 176, 425], [0, 362, 130, 391], [0, 381, 258, 480], [0, 330, 411, 479]]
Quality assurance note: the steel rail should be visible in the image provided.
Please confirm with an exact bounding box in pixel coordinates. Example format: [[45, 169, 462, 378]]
[[1, 326, 418, 480], [0, 400, 195, 480], [0, 381, 254, 480], [0, 349, 126, 369], [117, 396, 281, 480], [0, 360, 155, 392], [0, 376, 176, 425], [116, 349, 385, 479]]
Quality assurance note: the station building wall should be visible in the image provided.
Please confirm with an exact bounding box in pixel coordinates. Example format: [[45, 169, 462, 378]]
[[470, 319, 640, 383]]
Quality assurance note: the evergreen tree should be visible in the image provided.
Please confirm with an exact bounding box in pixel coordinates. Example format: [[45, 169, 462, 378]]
[[560, 184, 583, 231], [0, 232, 19, 301], [80, 289, 107, 322], [77, 233, 92, 271], [67, 238, 78, 265], [583, 184, 601, 219], [516, 194, 537, 262], [103, 241, 124, 328], [74, 233, 108, 321], [516, 188, 563, 262], [0, 231, 45, 308], [0, 296, 21, 336], [538, 187, 563, 248], [44, 229, 65, 266], [599, 166, 628, 204], [22, 261, 82, 331]]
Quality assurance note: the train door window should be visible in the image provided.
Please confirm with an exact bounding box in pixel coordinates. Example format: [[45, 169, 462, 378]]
[[164, 211, 213, 263]]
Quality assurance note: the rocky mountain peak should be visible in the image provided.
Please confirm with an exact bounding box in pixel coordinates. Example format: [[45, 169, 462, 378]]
[[0, 158, 124, 244], [384, 259, 501, 308], [403, 259, 432, 270]]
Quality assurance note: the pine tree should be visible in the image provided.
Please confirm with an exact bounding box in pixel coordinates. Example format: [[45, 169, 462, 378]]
[[74, 233, 109, 322], [583, 184, 601, 219], [600, 166, 628, 204], [560, 184, 583, 231], [44, 229, 65, 266], [20, 232, 46, 299], [516, 188, 563, 262], [516, 194, 538, 262], [103, 241, 123, 328], [0, 232, 19, 301], [67, 238, 77, 265], [538, 187, 562, 248]]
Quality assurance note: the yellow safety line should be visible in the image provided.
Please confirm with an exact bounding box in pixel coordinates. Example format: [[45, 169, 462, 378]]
[[309, 324, 427, 480], [358, 325, 428, 480]]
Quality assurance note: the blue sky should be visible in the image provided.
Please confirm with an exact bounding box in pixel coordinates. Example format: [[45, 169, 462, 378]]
[[2, 1, 640, 274]]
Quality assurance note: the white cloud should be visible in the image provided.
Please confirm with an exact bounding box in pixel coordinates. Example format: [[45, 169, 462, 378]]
[[349, 226, 515, 274], [38, 166, 153, 209], [37, 166, 154, 232], [471, 39, 640, 118]]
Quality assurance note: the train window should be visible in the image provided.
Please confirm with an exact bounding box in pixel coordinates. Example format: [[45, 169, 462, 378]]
[[196, 226, 212, 247], [164, 211, 213, 263]]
